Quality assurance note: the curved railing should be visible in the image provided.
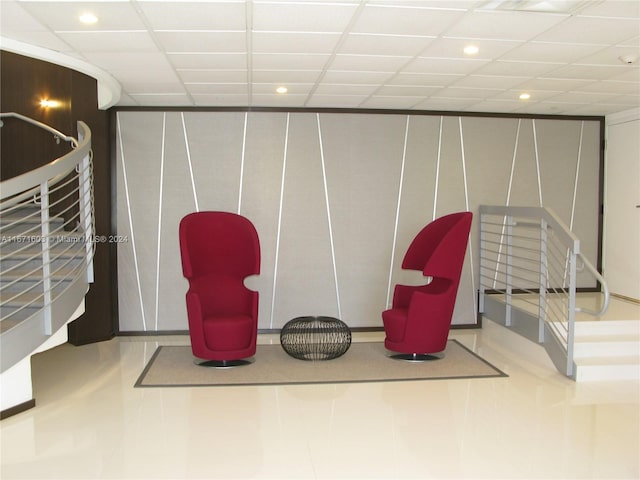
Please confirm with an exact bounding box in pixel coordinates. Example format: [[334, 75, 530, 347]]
[[0, 113, 94, 373]]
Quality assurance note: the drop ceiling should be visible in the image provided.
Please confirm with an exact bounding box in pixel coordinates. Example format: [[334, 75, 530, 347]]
[[1, 0, 639, 115]]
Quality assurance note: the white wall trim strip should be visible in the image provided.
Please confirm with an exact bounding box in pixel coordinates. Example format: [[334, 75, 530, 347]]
[[316, 114, 342, 318], [433, 116, 443, 220], [238, 112, 248, 215], [386, 115, 411, 309], [154, 113, 167, 331], [270, 113, 290, 329], [117, 113, 147, 331], [180, 113, 199, 212], [459, 117, 476, 313], [532, 119, 543, 207]]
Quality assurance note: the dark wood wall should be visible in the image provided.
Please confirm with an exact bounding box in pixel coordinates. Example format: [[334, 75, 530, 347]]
[[1, 50, 115, 345]]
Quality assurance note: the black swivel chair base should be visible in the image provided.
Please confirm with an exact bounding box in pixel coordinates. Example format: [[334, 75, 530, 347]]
[[388, 352, 444, 362], [195, 358, 254, 368]]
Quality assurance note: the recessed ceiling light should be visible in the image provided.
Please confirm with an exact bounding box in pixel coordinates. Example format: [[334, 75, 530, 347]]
[[519, 93, 531, 100], [276, 86, 288, 94], [79, 13, 98, 25], [463, 45, 479, 56]]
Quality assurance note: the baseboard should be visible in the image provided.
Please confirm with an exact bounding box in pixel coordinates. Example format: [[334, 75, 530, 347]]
[[1, 398, 36, 420]]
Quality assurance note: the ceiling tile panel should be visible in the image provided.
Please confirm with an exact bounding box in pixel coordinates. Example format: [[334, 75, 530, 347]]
[[186, 83, 248, 95], [473, 60, 562, 77], [534, 16, 640, 45], [168, 53, 247, 70], [320, 70, 392, 84], [251, 70, 321, 83], [252, 93, 309, 107], [361, 95, 425, 109], [252, 83, 313, 95], [156, 32, 246, 53], [338, 33, 434, 57], [314, 84, 379, 96], [305, 94, 370, 108], [192, 94, 249, 107], [452, 74, 529, 89], [402, 57, 488, 75], [57, 31, 158, 53], [444, 11, 568, 41], [252, 2, 358, 33], [499, 42, 604, 63], [329, 54, 412, 72], [252, 53, 330, 70], [178, 70, 247, 84], [19, 2, 147, 31], [389, 72, 464, 87], [351, 5, 466, 36], [137, 2, 246, 31], [547, 64, 632, 80], [375, 85, 442, 96], [422, 37, 522, 59], [129, 93, 193, 106], [251, 32, 341, 54]]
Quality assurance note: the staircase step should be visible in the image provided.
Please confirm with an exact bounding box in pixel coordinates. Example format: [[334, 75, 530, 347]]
[[574, 320, 640, 336], [574, 336, 640, 358], [575, 355, 640, 381]]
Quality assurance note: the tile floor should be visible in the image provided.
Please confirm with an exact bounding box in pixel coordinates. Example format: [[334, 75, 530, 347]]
[[1, 295, 638, 479]]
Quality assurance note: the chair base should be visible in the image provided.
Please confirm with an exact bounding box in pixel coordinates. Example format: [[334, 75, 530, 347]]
[[194, 358, 254, 368], [388, 352, 444, 362]]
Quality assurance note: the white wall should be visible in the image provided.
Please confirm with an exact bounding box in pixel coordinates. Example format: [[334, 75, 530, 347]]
[[604, 108, 640, 301]]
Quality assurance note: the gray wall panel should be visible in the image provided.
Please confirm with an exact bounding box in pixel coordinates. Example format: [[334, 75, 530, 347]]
[[116, 110, 602, 332]]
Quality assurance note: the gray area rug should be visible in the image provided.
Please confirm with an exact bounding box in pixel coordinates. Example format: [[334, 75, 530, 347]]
[[135, 340, 507, 387]]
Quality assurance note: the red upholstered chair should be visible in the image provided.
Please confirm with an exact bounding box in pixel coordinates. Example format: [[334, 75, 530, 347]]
[[382, 212, 472, 360], [179, 211, 260, 367]]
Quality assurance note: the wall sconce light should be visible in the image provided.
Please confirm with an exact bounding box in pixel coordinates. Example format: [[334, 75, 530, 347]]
[[40, 99, 62, 108]]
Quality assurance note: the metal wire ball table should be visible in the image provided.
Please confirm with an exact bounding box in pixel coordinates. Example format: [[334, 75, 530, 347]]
[[280, 316, 352, 361]]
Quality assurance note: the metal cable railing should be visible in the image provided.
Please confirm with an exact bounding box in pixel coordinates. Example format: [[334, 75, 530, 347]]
[[479, 205, 609, 378], [0, 113, 94, 356]]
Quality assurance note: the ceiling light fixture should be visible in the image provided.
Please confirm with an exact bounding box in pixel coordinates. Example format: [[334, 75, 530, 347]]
[[276, 86, 288, 94], [79, 13, 98, 25], [463, 45, 479, 56], [519, 93, 531, 100]]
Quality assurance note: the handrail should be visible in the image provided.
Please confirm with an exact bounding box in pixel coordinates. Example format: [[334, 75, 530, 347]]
[[576, 254, 610, 316], [0, 113, 95, 374], [478, 205, 609, 379], [0, 112, 78, 147]]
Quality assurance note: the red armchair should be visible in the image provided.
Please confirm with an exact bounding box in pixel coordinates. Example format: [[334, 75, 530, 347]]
[[179, 211, 260, 366], [382, 212, 472, 360]]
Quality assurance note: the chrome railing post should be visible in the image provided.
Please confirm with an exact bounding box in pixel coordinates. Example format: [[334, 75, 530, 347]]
[[78, 123, 94, 283], [539, 217, 548, 342], [478, 210, 486, 313], [567, 249, 577, 377], [505, 214, 513, 327], [40, 181, 52, 335]]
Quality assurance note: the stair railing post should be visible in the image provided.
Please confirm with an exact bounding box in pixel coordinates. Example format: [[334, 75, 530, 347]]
[[539, 217, 548, 343], [505, 214, 513, 327], [40, 181, 52, 335], [478, 210, 486, 314], [567, 248, 577, 377]]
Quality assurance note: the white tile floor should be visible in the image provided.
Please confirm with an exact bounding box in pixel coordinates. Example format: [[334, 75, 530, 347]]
[[1, 296, 639, 479]]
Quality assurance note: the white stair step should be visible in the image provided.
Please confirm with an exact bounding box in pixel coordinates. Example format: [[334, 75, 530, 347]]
[[574, 336, 640, 358], [574, 320, 640, 336], [575, 355, 640, 381]]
